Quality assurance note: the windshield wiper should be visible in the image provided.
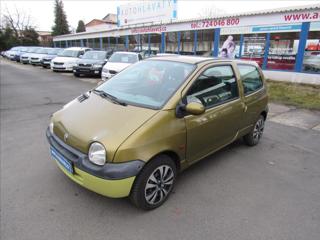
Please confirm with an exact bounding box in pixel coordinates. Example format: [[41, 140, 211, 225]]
[[93, 89, 127, 106]]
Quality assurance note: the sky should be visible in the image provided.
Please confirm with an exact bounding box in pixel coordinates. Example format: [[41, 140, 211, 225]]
[[1, 0, 319, 31]]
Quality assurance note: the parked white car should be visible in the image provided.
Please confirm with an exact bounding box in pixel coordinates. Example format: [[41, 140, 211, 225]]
[[30, 48, 52, 65], [101, 52, 142, 81], [20, 47, 41, 64], [51, 47, 91, 72]]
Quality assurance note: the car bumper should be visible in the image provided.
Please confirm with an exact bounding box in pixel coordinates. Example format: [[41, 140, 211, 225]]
[[30, 60, 42, 65], [52, 66, 73, 71], [56, 160, 135, 198], [101, 71, 114, 81], [46, 129, 144, 198], [73, 67, 102, 76], [42, 61, 51, 67], [20, 58, 29, 63]]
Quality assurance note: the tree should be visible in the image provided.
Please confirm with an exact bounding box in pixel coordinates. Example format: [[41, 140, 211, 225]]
[[21, 27, 39, 46], [0, 7, 38, 50], [52, 0, 70, 36], [2, 6, 33, 39], [0, 25, 19, 51], [76, 20, 86, 33]]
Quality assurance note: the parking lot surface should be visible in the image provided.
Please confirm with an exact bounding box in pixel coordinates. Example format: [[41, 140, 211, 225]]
[[1, 59, 320, 240]]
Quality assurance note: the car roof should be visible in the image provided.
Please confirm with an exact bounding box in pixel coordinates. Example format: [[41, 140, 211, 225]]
[[146, 55, 259, 66], [64, 47, 91, 51], [113, 51, 140, 55]]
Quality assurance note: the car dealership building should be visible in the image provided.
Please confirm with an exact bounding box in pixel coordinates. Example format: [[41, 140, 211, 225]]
[[53, 4, 320, 73]]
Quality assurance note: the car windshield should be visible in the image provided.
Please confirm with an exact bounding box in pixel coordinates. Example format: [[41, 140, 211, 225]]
[[58, 50, 79, 57], [108, 53, 138, 63], [28, 48, 38, 53], [37, 48, 50, 54], [96, 60, 196, 109], [48, 48, 62, 55], [82, 51, 106, 60]]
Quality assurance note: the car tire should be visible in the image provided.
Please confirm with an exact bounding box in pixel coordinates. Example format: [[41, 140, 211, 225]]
[[244, 115, 265, 146], [130, 155, 177, 210], [74, 73, 80, 77]]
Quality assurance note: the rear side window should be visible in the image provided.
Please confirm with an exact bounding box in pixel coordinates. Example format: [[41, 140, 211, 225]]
[[186, 65, 239, 108], [238, 65, 263, 95]]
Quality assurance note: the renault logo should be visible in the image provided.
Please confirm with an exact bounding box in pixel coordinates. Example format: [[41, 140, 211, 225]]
[[64, 133, 69, 142]]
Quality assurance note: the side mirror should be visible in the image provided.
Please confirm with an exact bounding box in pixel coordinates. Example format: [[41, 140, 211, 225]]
[[185, 102, 205, 115]]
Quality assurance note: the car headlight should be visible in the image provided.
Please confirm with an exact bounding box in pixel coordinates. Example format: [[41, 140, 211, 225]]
[[93, 64, 103, 68], [49, 122, 54, 135], [102, 68, 109, 73], [88, 142, 106, 165]]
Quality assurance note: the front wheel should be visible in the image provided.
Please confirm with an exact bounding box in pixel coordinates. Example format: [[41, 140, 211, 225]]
[[244, 115, 265, 146], [130, 155, 177, 210]]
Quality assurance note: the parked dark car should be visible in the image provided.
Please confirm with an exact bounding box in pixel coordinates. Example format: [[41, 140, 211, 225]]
[[41, 48, 64, 68], [12, 47, 29, 62], [73, 50, 108, 77]]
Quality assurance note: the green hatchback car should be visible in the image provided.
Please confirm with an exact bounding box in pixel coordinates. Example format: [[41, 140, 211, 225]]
[[47, 56, 268, 210]]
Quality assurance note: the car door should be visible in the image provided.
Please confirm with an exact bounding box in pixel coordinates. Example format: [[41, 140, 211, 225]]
[[237, 64, 268, 129], [183, 63, 245, 164]]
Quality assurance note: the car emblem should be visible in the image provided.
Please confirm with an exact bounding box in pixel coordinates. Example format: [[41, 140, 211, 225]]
[[64, 133, 69, 142]]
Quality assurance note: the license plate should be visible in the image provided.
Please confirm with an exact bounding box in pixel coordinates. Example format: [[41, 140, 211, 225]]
[[54, 65, 64, 68], [50, 147, 74, 174]]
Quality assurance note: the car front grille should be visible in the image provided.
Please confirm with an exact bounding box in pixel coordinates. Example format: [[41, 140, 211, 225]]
[[31, 57, 39, 60], [79, 63, 92, 67], [43, 58, 51, 61], [54, 62, 64, 65]]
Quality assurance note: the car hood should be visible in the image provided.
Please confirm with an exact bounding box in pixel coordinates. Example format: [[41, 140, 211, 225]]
[[78, 59, 105, 65], [31, 53, 47, 59], [43, 54, 57, 60], [103, 62, 132, 72], [21, 53, 33, 57], [52, 56, 78, 63], [52, 92, 158, 160]]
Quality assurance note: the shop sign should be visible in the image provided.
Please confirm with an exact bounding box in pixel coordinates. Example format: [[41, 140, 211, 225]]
[[252, 24, 302, 32], [117, 0, 177, 26]]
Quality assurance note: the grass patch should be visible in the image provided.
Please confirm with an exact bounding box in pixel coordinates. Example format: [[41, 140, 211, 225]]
[[267, 81, 320, 110]]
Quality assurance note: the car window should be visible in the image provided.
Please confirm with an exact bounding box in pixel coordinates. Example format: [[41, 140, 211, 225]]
[[108, 53, 139, 63], [238, 65, 263, 95], [186, 65, 239, 108], [82, 51, 106, 60]]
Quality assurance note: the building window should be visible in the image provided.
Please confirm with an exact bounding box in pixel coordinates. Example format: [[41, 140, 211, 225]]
[[219, 34, 241, 58], [241, 34, 266, 67], [303, 25, 320, 73], [267, 32, 300, 71], [181, 31, 194, 55], [197, 29, 214, 56], [166, 32, 178, 53]]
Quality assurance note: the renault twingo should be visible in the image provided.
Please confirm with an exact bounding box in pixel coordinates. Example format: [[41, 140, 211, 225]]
[[47, 56, 268, 210]]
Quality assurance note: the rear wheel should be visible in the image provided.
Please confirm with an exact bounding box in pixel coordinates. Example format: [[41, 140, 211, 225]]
[[74, 73, 80, 77], [244, 115, 265, 146], [130, 155, 177, 210]]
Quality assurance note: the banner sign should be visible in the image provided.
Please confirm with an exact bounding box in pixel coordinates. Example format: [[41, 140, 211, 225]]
[[252, 24, 302, 32], [117, 0, 177, 26]]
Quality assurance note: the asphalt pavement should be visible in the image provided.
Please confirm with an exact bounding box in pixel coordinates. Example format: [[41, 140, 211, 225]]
[[1, 59, 320, 240]]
